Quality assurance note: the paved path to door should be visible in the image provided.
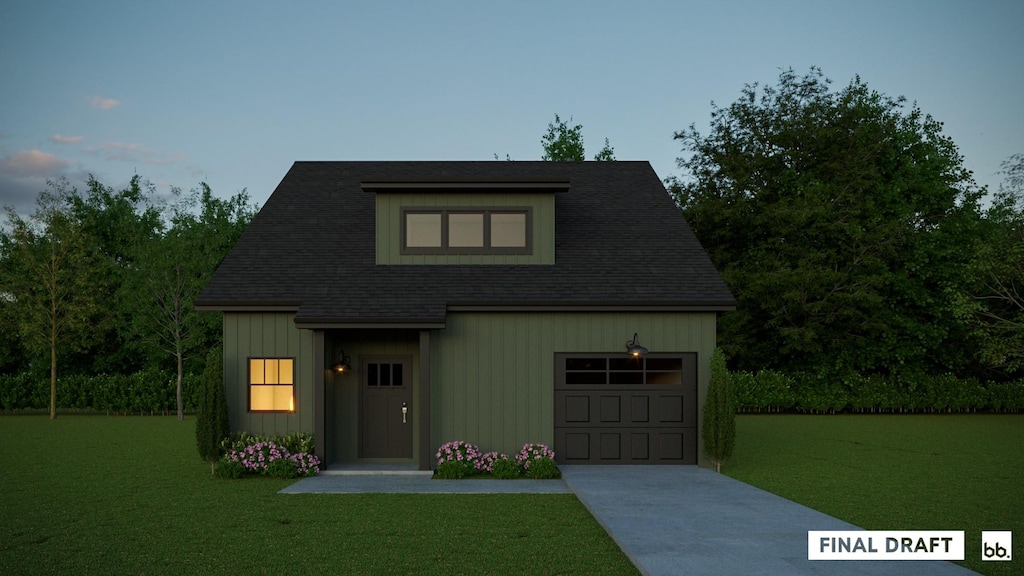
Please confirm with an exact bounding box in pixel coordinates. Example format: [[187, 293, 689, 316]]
[[559, 466, 976, 576], [282, 465, 977, 575]]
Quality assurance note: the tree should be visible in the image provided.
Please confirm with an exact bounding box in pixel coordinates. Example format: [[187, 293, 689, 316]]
[[196, 345, 229, 474], [127, 184, 256, 419], [959, 154, 1024, 375], [541, 114, 616, 161], [702, 348, 735, 473], [592, 138, 616, 162], [1, 179, 99, 419], [669, 67, 985, 378], [69, 175, 162, 374]]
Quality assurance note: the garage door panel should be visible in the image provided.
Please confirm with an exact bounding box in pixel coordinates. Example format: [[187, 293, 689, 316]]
[[563, 395, 590, 423], [600, 433, 620, 460], [631, 396, 649, 422], [658, 395, 684, 423], [599, 396, 621, 423]]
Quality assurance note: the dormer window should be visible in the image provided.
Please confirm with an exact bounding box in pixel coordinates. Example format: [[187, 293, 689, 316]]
[[401, 208, 531, 254]]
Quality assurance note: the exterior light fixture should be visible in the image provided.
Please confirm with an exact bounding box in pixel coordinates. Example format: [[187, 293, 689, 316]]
[[626, 333, 649, 358], [331, 352, 351, 374]]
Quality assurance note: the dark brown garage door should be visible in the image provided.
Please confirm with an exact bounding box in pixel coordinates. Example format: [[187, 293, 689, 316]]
[[554, 353, 697, 464]]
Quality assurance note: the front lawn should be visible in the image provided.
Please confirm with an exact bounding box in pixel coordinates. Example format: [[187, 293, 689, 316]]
[[0, 416, 638, 576], [725, 414, 1023, 576]]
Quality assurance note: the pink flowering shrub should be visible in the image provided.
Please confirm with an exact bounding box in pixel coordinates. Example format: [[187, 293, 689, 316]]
[[219, 439, 320, 479], [434, 440, 482, 478], [515, 443, 556, 470], [433, 441, 558, 479], [477, 451, 508, 473]]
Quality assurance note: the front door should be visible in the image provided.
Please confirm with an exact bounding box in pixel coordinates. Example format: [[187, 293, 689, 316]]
[[360, 357, 413, 459]]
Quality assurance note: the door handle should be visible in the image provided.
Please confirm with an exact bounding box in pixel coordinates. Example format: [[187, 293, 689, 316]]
[[402, 402, 408, 424]]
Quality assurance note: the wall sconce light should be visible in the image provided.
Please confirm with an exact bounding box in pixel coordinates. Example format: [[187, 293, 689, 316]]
[[626, 333, 649, 358], [331, 351, 351, 374]]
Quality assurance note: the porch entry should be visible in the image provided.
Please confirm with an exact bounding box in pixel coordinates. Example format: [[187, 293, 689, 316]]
[[360, 356, 413, 458]]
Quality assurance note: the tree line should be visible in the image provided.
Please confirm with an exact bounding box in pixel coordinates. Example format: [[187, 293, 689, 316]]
[[0, 176, 256, 419]]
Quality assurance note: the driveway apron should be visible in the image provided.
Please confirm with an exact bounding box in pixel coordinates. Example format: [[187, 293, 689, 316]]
[[559, 465, 976, 576]]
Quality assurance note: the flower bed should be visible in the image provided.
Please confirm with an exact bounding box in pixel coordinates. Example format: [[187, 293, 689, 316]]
[[434, 441, 559, 480], [215, 432, 321, 479]]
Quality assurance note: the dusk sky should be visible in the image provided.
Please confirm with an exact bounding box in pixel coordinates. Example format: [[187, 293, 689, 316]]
[[2, 1, 1021, 217]]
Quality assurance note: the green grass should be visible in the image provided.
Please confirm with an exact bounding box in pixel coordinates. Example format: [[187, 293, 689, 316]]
[[724, 414, 1024, 576], [0, 416, 639, 576]]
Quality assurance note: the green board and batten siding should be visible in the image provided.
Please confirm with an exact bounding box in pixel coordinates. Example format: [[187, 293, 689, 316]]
[[432, 311, 717, 465], [223, 313, 315, 437], [375, 192, 556, 265], [224, 310, 717, 467]]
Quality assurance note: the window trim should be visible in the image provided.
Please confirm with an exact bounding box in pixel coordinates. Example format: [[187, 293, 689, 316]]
[[247, 357, 296, 413], [400, 207, 532, 255]]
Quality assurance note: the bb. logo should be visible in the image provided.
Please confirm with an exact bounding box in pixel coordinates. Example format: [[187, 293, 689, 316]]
[[982, 531, 1012, 562]]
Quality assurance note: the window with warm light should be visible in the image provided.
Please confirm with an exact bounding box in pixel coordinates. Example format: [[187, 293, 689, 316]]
[[249, 358, 295, 412], [401, 208, 531, 254]]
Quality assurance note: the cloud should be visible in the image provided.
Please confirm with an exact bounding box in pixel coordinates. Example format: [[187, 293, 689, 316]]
[[52, 134, 84, 144], [0, 150, 70, 178], [0, 150, 79, 218], [90, 96, 121, 110], [84, 141, 185, 167]]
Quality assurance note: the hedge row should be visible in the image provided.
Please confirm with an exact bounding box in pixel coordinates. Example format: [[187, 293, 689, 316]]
[[731, 370, 1024, 414], [0, 370, 202, 414]]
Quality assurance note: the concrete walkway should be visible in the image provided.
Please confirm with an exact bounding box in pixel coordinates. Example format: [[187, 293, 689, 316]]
[[281, 465, 977, 575]]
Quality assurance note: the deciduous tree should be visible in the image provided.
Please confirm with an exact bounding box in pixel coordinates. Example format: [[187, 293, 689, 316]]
[[127, 184, 256, 419], [1, 179, 99, 418], [669, 68, 985, 378], [541, 114, 616, 161]]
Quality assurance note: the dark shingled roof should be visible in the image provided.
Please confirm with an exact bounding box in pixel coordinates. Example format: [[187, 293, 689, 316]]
[[196, 161, 735, 326]]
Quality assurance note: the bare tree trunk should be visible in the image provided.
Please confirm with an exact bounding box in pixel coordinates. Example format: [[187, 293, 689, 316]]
[[177, 352, 184, 421], [50, 339, 57, 420]]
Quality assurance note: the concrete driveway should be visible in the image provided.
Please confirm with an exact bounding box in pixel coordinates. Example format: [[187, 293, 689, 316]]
[[560, 465, 977, 576]]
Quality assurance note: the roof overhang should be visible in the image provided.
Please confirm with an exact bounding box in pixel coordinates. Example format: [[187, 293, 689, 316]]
[[361, 179, 570, 193], [446, 304, 737, 313]]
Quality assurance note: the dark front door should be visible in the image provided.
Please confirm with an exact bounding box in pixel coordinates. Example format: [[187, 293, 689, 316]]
[[361, 357, 413, 459]]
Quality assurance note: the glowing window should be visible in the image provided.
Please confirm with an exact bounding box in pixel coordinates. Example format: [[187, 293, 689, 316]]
[[249, 358, 295, 412]]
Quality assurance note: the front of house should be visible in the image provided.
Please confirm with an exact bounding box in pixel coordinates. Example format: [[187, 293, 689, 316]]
[[196, 161, 734, 470]]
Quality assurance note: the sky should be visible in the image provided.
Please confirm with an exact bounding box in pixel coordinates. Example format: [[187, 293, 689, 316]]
[[2, 0, 1021, 217]]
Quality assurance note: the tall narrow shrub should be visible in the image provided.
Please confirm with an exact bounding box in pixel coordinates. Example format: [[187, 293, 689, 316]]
[[196, 346, 230, 474], [702, 348, 735, 473]]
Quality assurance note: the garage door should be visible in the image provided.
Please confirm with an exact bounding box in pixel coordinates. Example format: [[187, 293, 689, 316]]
[[554, 353, 697, 464]]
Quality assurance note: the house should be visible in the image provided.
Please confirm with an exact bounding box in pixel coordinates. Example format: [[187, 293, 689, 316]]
[[195, 161, 735, 470]]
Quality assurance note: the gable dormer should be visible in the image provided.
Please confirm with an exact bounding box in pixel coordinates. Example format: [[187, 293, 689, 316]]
[[364, 179, 568, 265]]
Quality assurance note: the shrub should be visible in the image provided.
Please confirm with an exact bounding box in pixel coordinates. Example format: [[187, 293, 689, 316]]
[[489, 457, 521, 479], [196, 346, 230, 474], [477, 451, 505, 474], [435, 440, 481, 477], [215, 457, 245, 479], [219, 436, 321, 479], [435, 460, 471, 479], [702, 347, 735, 473], [267, 457, 298, 479], [524, 457, 559, 479], [515, 443, 555, 472]]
